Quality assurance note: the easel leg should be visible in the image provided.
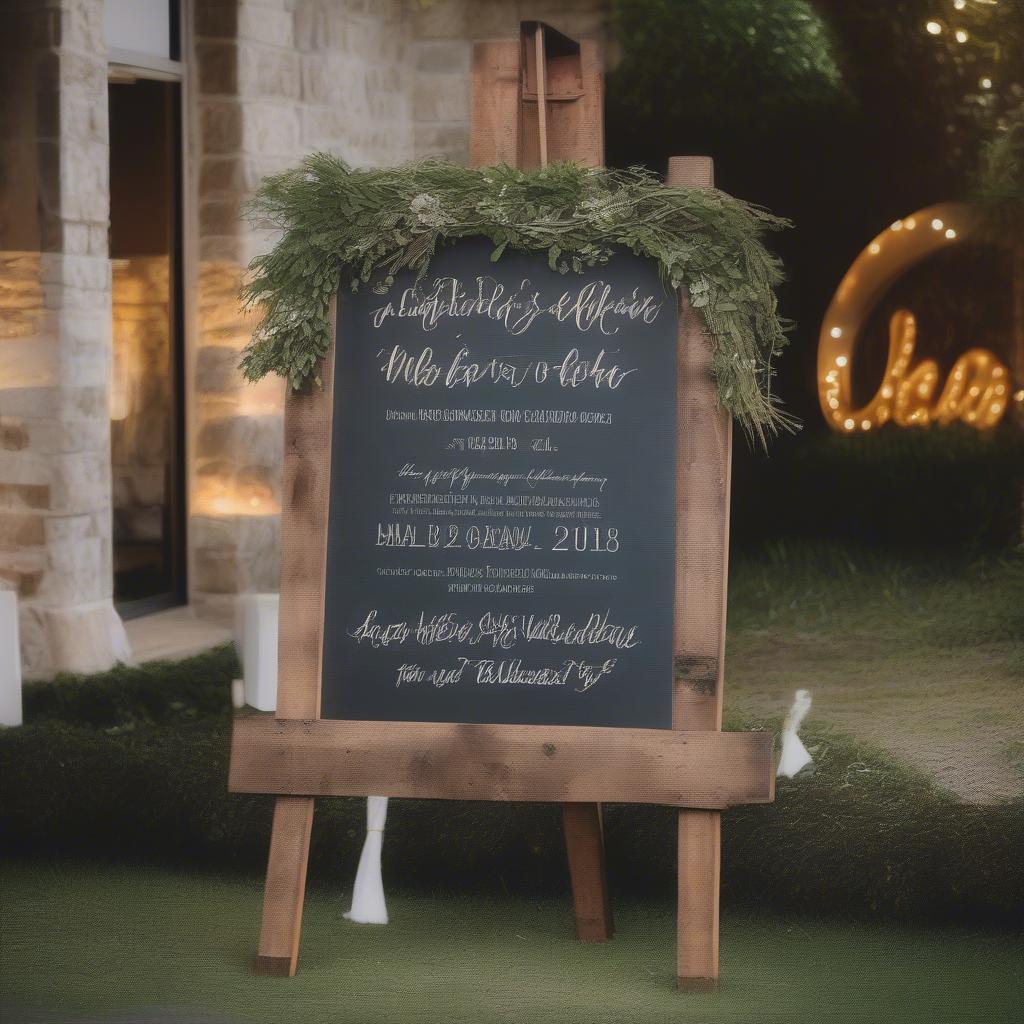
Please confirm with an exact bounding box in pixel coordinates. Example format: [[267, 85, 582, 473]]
[[677, 808, 720, 991], [562, 801, 614, 942], [255, 795, 315, 976]]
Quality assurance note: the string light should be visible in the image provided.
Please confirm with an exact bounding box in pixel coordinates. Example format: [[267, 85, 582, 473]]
[[926, 20, 943, 33], [955, 28, 969, 42], [817, 202, 1015, 434], [980, 77, 992, 88]]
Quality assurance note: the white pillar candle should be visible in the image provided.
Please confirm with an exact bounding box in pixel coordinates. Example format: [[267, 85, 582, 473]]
[[234, 593, 279, 712], [0, 591, 23, 727]]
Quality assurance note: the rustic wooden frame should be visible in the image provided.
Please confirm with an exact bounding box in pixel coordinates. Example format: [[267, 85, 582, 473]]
[[230, 162, 775, 979], [230, 27, 772, 990]]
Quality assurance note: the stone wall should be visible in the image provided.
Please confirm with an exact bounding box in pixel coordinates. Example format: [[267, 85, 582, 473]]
[[0, 0, 130, 679], [191, 0, 418, 618], [0, 0, 610, 672], [190, 0, 608, 619]]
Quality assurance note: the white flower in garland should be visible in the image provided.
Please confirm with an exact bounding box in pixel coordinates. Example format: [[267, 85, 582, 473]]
[[410, 193, 452, 228]]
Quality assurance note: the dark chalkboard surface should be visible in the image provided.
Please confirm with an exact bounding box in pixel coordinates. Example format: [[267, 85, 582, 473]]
[[321, 239, 677, 728]]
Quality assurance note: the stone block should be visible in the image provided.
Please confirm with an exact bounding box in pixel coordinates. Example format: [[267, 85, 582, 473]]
[[238, 44, 301, 99], [19, 598, 130, 680], [57, 142, 108, 223], [62, 0, 106, 56], [200, 197, 244, 239], [241, 101, 300, 156], [415, 40, 471, 74], [196, 41, 239, 96], [0, 420, 29, 452], [201, 101, 243, 154], [414, 122, 469, 162], [48, 450, 110, 514], [413, 72, 469, 123], [238, 6, 295, 47], [197, 344, 245, 394], [0, 337, 58, 390], [0, 483, 50, 511], [196, 412, 283, 469], [412, 0, 467, 39], [196, 3, 239, 39], [0, 511, 45, 549]]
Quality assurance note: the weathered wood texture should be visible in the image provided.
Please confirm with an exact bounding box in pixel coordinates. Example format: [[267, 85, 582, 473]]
[[667, 156, 730, 991], [519, 27, 602, 169], [230, 716, 773, 807], [561, 802, 614, 941], [253, 302, 337, 976], [677, 808, 721, 990], [255, 795, 315, 976], [469, 41, 521, 167], [470, 23, 610, 943]]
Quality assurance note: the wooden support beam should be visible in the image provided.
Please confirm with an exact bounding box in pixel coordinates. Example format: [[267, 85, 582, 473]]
[[667, 156, 730, 993], [255, 795, 315, 977], [562, 802, 614, 941], [230, 716, 773, 808]]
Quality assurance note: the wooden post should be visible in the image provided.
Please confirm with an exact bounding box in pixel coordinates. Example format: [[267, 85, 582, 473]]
[[666, 156, 730, 991], [470, 22, 613, 943], [561, 802, 614, 941], [253, 338, 336, 977]]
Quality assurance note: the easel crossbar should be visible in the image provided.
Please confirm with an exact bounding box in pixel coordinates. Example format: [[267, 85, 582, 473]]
[[229, 717, 774, 808]]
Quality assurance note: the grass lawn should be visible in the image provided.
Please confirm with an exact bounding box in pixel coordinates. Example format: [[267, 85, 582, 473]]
[[0, 862, 1020, 1024], [727, 545, 1024, 803]]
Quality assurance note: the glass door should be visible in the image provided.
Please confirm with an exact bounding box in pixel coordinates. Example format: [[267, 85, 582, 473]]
[[108, 77, 186, 615]]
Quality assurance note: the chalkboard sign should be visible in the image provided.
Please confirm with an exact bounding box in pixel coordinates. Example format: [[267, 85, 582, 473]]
[[321, 239, 678, 728]]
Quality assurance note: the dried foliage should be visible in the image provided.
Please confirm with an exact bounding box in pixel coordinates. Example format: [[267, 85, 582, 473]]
[[241, 156, 796, 444]]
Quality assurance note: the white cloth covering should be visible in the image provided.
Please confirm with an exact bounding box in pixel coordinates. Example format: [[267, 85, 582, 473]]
[[777, 689, 813, 778], [344, 796, 389, 924]]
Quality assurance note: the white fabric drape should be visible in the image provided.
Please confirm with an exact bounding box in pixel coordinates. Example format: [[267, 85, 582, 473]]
[[777, 689, 813, 778], [344, 796, 389, 924]]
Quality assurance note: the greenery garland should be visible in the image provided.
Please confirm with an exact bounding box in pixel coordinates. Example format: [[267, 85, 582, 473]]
[[241, 155, 796, 444]]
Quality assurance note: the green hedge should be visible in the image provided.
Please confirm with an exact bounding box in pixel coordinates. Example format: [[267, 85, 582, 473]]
[[21, 644, 240, 724], [731, 423, 1024, 552], [2, 650, 1020, 925]]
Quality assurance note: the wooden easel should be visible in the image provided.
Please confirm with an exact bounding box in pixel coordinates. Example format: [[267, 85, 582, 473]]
[[472, 21, 612, 946], [230, 22, 771, 992]]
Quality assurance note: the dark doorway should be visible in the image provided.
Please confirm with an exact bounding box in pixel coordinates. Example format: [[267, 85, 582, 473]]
[[108, 78, 186, 615]]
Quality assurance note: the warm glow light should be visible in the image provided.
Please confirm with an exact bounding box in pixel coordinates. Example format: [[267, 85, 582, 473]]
[[980, 77, 993, 89], [953, 0, 966, 10], [926, 20, 943, 34], [955, 29, 968, 42], [818, 202, 1014, 434], [819, 310, 1011, 432]]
